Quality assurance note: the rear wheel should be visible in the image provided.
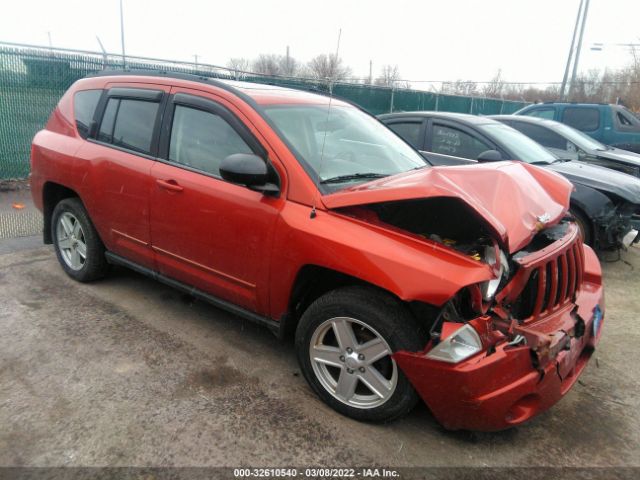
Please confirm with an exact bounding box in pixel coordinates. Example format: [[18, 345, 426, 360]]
[[52, 198, 108, 282], [295, 286, 425, 422]]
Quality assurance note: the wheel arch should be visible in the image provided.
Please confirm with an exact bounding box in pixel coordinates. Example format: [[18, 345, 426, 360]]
[[42, 182, 80, 244], [278, 264, 439, 341], [569, 183, 617, 248]]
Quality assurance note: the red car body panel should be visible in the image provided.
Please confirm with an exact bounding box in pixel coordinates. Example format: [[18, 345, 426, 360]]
[[30, 73, 605, 431]]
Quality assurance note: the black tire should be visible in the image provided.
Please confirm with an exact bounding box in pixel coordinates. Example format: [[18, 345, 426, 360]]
[[51, 197, 108, 282], [295, 286, 426, 422], [570, 207, 593, 247]]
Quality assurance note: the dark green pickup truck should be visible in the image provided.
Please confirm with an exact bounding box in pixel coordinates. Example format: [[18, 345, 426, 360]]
[[515, 103, 640, 154]]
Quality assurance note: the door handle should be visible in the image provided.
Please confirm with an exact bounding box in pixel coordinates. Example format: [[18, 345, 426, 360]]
[[156, 179, 184, 192]]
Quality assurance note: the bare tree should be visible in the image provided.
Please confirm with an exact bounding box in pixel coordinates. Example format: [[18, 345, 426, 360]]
[[374, 65, 409, 88], [226, 57, 250, 80], [482, 69, 505, 98], [307, 53, 352, 82], [278, 55, 299, 77], [252, 54, 282, 76], [375, 65, 399, 86]]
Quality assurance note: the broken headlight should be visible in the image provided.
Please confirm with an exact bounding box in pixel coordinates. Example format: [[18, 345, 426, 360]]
[[426, 324, 483, 363], [480, 246, 509, 301]]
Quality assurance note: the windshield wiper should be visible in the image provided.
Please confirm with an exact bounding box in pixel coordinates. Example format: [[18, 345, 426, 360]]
[[320, 173, 389, 184]]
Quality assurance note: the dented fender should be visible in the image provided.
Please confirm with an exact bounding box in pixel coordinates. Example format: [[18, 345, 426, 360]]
[[268, 201, 496, 319]]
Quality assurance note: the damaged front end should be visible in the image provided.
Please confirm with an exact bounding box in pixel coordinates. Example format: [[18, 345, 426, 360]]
[[325, 162, 604, 431], [338, 200, 603, 431], [391, 219, 604, 431]]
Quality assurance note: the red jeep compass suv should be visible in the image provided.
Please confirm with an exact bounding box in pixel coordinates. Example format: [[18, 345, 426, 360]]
[[30, 71, 605, 431]]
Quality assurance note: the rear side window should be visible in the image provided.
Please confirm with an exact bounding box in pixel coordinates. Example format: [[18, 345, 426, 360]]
[[618, 112, 633, 126], [98, 98, 160, 154], [74, 90, 102, 139], [614, 108, 640, 129], [525, 108, 554, 120], [506, 122, 566, 150], [563, 107, 600, 131], [168, 105, 253, 176], [387, 122, 422, 149]]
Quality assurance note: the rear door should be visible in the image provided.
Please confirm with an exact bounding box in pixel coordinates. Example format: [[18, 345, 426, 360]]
[[149, 87, 283, 313], [79, 83, 169, 269]]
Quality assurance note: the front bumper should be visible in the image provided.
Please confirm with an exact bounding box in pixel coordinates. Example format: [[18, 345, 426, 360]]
[[394, 246, 604, 432]]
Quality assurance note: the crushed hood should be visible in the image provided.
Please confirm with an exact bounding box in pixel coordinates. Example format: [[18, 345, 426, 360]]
[[547, 160, 640, 204], [322, 161, 573, 253]]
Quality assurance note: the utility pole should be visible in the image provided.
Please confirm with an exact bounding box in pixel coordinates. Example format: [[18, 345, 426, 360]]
[[286, 45, 290, 74], [560, 0, 584, 100], [119, 0, 126, 67], [96, 36, 108, 69], [569, 0, 590, 98], [47, 31, 52, 49], [368, 60, 372, 85], [193, 54, 199, 71]]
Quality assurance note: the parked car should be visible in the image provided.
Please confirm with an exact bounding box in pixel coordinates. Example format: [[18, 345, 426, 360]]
[[380, 111, 640, 249], [514, 102, 640, 153], [491, 115, 640, 238], [490, 114, 640, 177], [31, 71, 605, 431]]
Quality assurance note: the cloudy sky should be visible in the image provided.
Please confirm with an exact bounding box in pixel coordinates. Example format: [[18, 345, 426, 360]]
[[2, 0, 639, 84]]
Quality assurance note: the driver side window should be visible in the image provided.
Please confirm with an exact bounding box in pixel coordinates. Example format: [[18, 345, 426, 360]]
[[430, 124, 491, 159], [168, 105, 253, 176], [507, 122, 567, 150]]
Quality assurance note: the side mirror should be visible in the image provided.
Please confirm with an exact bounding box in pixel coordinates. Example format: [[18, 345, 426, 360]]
[[220, 153, 279, 195], [476, 150, 503, 162]]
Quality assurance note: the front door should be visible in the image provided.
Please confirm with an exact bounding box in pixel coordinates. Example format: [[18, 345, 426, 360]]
[[149, 88, 282, 313]]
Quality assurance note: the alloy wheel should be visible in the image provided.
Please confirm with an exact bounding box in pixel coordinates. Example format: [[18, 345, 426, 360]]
[[309, 316, 398, 409], [56, 212, 87, 271]]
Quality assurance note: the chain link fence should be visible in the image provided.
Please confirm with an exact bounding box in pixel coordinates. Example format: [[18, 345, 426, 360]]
[[0, 43, 529, 179]]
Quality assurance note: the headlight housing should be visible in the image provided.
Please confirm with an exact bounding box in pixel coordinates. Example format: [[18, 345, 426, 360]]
[[426, 324, 483, 363], [480, 246, 509, 301]]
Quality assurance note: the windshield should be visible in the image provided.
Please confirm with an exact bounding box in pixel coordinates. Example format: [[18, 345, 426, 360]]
[[478, 123, 558, 164], [262, 104, 428, 190], [549, 121, 608, 151]]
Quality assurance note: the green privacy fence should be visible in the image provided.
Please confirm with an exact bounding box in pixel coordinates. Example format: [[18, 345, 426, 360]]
[[0, 43, 528, 179]]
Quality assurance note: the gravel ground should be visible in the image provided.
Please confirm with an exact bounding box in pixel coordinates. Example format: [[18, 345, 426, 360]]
[[0, 217, 638, 474]]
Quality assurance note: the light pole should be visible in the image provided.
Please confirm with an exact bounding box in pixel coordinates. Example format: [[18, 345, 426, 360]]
[[560, 0, 584, 100], [96, 36, 108, 69], [119, 0, 126, 67], [568, 0, 591, 98]]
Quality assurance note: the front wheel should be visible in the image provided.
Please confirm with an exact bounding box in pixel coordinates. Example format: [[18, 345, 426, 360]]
[[295, 286, 426, 422], [570, 208, 593, 247]]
